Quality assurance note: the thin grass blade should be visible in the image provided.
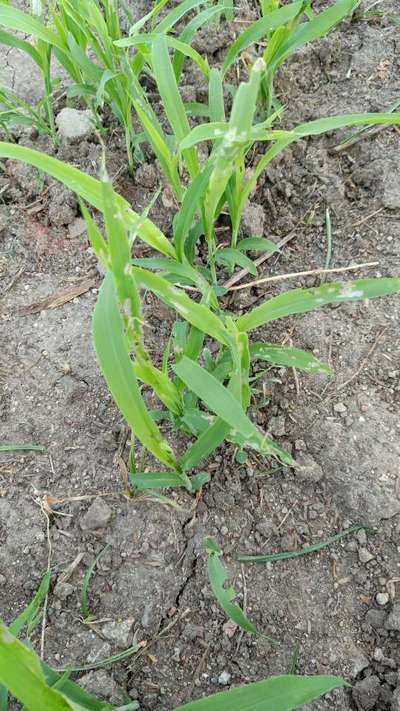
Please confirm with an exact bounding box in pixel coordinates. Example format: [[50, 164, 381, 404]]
[[151, 34, 199, 179]]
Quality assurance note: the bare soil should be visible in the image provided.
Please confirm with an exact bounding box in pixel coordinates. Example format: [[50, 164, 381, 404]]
[[1, 2, 400, 710]]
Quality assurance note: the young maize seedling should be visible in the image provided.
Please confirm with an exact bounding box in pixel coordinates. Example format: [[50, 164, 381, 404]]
[[1, 141, 399, 492], [0, 85, 52, 137], [0, 0, 227, 167]]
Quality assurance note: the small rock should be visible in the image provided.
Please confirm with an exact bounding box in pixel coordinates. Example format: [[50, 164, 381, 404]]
[[382, 181, 400, 210], [376, 592, 390, 606], [280, 533, 297, 551], [346, 640, 370, 677], [0, 574, 6, 586], [86, 641, 111, 664], [192, 24, 232, 53], [268, 415, 286, 437], [68, 217, 87, 239], [240, 202, 265, 237], [135, 162, 158, 188], [56, 108, 94, 142], [333, 402, 347, 414], [78, 670, 123, 705], [6, 159, 42, 199], [373, 648, 396, 669], [294, 439, 306, 451], [385, 672, 398, 687], [80, 497, 112, 531], [101, 619, 134, 649], [222, 620, 237, 639], [0, 212, 6, 234], [48, 184, 77, 226], [352, 675, 381, 711], [255, 519, 274, 538], [358, 548, 375, 564], [218, 671, 231, 686], [295, 454, 324, 483], [365, 608, 388, 628], [391, 687, 400, 711], [385, 603, 400, 631], [183, 623, 204, 641], [356, 529, 367, 546], [53, 581, 74, 601]]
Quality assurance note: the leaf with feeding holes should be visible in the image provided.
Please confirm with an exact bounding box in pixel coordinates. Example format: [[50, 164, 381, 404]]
[[204, 59, 265, 236], [237, 237, 279, 253], [132, 267, 231, 347], [174, 357, 293, 464], [237, 278, 400, 332], [205, 538, 267, 637], [216, 248, 258, 276], [221, 1, 304, 75], [0, 142, 176, 259], [250, 343, 333, 374], [0, 29, 43, 66]]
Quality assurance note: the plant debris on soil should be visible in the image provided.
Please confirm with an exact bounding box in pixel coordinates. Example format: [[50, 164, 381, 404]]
[[1, 1, 400, 710]]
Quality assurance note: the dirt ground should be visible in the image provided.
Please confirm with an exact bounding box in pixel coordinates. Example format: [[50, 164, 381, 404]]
[[1, 1, 400, 710]]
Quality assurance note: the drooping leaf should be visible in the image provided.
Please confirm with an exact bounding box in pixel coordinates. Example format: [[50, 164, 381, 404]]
[[132, 268, 231, 346], [0, 6, 63, 48], [0, 143, 176, 259], [271, 0, 360, 72], [237, 278, 400, 332], [0, 622, 80, 711], [205, 538, 269, 638]]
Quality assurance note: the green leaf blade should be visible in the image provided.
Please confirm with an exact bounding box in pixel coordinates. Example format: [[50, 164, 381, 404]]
[[0, 143, 176, 259], [237, 278, 400, 332], [174, 357, 293, 464], [206, 537, 261, 637], [174, 674, 349, 711], [93, 275, 177, 470]]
